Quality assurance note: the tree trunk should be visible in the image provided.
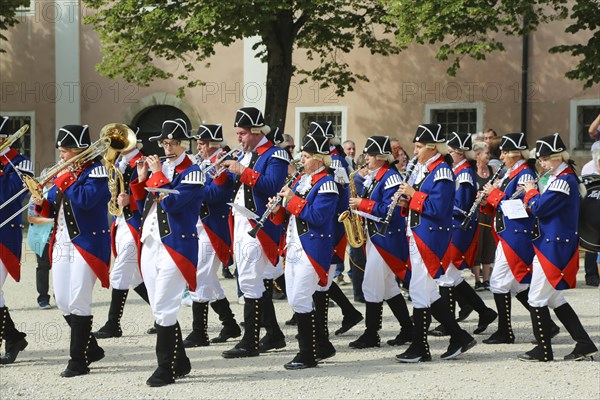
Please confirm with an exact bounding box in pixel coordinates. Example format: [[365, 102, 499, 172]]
[[264, 11, 295, 131]]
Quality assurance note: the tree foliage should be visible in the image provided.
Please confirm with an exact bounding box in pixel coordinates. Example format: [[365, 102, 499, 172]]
[[82, 0, 401, 127], [384, 0, 599, 88], [0, 0, 29, 53]]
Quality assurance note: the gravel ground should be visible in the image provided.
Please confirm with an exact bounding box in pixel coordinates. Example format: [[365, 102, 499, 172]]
[[1, 247, 599, 399]]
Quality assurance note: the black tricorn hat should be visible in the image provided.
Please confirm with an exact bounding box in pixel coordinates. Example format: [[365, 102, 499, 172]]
[[413, 124, 444, 144], [267, 126, 285, 145], [535, 133, 566, 158], [195, 124, 223, 142], [126, 124, 140, 137], [56, 125, 91, 149], [149, 119, 191, 142], [301, 134, 330, 155], [307, 121, 335, 139], [0, 116, 11, 138], [234, 107, 270, 134], [363, 136, 392, 155], [499, 132, 528, 151], [447, 132, 473, 151]]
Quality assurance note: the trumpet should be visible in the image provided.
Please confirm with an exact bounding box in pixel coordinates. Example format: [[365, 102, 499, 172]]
[[135, 154, 176, 164], [201, 145, 242, 178], [460, 162, 505, 230], [378, 156, 418, 235], [247, 165, 305, 239], [509, 168, 552, 200]]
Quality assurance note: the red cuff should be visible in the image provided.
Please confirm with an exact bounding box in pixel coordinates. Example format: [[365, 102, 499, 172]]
[[524, 189, 539, 205], [480, 202, 494, 215], [130, 178, 148, 201], [269, 207, 286, 225], [358, 199, 376, 214], [53, 172, 77, 192], [212, 170, 228, 186], [285, 195, 307, 217], [127, 194, 138, 212], [35, 199, 52, 218], [487, 188, 506, 208], [146, 171, 170, 188], [240, 168, 261, 187], [409, 191, 428, 213]]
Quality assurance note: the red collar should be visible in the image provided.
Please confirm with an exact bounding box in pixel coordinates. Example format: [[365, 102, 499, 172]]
[[374, 164, 390, 181], [311, 170, 328, 185], [175, 156, 193, 174], [453, 161, 470, 176], [427, 156, 444, 173], [256, 141, 273, 156], [557, 167, 574, 178], [509, 163, 529, 179], [331, 148, 340, 156], [128, 152, 144, 168], [0, 148, 19, 166]]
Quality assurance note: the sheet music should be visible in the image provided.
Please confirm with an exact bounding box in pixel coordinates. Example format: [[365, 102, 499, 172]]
[[500, 199, 528, 219]]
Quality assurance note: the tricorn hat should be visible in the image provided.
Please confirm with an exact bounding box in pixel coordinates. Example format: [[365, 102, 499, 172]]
[[149, 119, 191, 142], [301, 134, 330, 155], [447, 132, 473, 152], [195, 124, 223, 142], [535, 133, 567, 158], [56, 125, 91, 149], [267, 126, 285, 145], [413, 124, 444, 144], [499, 132, 528, 152], [234, 107, 270, 134], [363, 136, 392, 155], [307, 121, 335, 139]]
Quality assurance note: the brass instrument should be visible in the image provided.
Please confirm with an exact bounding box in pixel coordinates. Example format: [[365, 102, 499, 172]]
[[200, 145, 242, 178], [0, 124, 29, 154], [135, 154, 176, 164], [338, 165, 366, 248], [509, 168, 552, 200]]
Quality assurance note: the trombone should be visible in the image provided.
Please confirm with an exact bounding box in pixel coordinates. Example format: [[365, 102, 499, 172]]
[[0, 124, 29, 154]]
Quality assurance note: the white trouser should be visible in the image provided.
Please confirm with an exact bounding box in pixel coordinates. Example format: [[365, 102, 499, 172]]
[[141, 235, 186, 326], [110, 222, 143, 290], [0, 260, 8, 308], [527, 255, 568, 308], [263, 259, 284, 280], [489, 243, 529, 296], [362, 238, 402, 302], [233, 216, 269, 299], [407, 237, 441, 308], [436, 263, 464, 287], [52, 229, 97, 316], [191, 228, 225, 303], [284, 224, 319, 313]]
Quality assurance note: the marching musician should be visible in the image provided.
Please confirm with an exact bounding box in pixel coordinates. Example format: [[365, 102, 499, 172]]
[[95, 125, 153, 339], [130, 119, 203, 386], [269, 134, 339, 369], [480, 132, 560, 345], [307, 122, 363, 338], [396, 124, 476, 363], [347, 136, 413, 350], [430, 133, 497, 336], [0, 117, 33, 365], [220, 107, 290, 358], [182, 124, 241, 348], [33, 125, 110, 377], [518, 133, 597, 362]]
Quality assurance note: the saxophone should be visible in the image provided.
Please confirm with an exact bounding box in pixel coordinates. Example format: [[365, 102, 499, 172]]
[[338, 165, 366, 248]]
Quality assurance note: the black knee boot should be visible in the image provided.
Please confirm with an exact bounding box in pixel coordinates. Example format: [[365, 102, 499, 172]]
[[222, 298, 260, 358], [430, 297, 476, 360], [210, 298, 242, 343], [483, 293, 515, 344], [455, 287, 474, 322], [284, 311, 317, 370], [61, 315, 95, 377], [554, 303, 598, 361], [516, 289, 560, 342], [386, 294, 413, 346], [64, 314, 104, 365], [349, 301, 382, 349], [313, 291, 336, 361], [429, 286, 453, 336], [133, 283, 150, 304], [330, 281, 363, 335], [518, 306, 554, 362], [146, 324, 178, 387], [174, 322, 191, 378], [0, 307, 28, 365], [454, 281, 497, 334], [94, 289, 128, 339], [258, 280, 285, 352], [396, 307, 432, 363], [183, 301, 210, 347]]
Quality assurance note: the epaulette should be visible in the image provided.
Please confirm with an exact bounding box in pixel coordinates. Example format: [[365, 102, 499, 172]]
[[434, 167, 453, 182], [89, 165, 108, 178], [272, 149, 291, 163], [318, 180, 339, 195], [181, 170, 206, 185], [547, 179, 570, 195], [384, 173, 402, 190]]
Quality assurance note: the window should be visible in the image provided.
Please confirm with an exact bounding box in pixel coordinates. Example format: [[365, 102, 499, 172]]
[[295, 106, 347, 145], [570, 99, 600, 152], [424, 102, 483, 138]]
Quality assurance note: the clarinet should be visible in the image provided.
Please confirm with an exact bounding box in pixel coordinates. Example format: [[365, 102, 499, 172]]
[[378, 156, 418, 235], [460, 162, 505, 230], [247, 165, 305, 238]]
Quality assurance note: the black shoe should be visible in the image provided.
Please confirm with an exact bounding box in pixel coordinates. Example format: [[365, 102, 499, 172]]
[[386, 332, 411, 346], [182, 331, 210, 348], [474, 282, 485, 292], [316, 342, 336, 362], [146, 367, 175, 387], [147, 326, 157, 335], [94, 322, 122, 339], [395, 345, 432, 363], [441, 337, 477, 360], [285, 314, 298, 326], [473, 308, 498, 335], [284, 355, 318, 370], [60, 367, 89, 378], [0, 338, 28, 365], [456, 303, 474, 322], [334, 312, 364, 336], [87, 345, 105, 365], [518, 346, 553, 362], [348, 331, 380, 349], [585, 276, 600, 287], [259, 336, 286, 353], [428, 324, 448, 337], [211, 323, 242, 344], [482, 331, 515, 344], [222, 346, 260, 358]]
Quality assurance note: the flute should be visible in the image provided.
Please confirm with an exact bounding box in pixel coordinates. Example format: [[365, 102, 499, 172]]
[[377, 156, 418, 235], [135, 154, 177, 164]]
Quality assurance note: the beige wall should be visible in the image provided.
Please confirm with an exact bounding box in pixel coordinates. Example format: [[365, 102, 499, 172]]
[[2, 5, 598, 170]]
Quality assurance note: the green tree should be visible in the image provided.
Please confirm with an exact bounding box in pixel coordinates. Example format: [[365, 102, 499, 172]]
[[0, 0, 30, 53], [384, 0, 599, 88], [82, 0, 400, 128]]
